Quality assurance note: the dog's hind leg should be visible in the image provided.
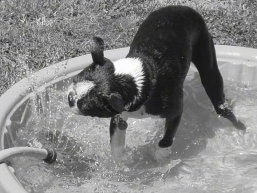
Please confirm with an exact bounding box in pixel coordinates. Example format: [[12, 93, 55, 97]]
[[192, 33, 246, 130]]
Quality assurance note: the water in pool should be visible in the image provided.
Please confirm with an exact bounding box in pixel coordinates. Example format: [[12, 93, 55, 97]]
[[11, 66, 257, 193]]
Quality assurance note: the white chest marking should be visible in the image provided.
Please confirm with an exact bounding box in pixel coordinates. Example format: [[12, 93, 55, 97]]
[[113, 58, 144, 95], [113, 58, 145, 107]]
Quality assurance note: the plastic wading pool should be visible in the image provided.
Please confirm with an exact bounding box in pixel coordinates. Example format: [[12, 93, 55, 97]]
[[0, 45, 257, 193]]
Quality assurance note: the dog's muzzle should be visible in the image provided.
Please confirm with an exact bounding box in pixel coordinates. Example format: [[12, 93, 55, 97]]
[[68, 91, 76, 108], [67, 91, 82, 115]]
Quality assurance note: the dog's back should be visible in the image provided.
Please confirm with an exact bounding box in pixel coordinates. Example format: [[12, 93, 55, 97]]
[[127, 6, 210, 116], [128, 6, 206, 70]]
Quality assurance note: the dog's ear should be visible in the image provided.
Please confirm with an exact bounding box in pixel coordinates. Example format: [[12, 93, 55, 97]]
[[90, 36, 104, 65], [107, 93, 125, 114]]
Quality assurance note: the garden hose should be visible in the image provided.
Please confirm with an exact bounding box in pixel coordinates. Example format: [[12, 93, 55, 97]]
[[0, 147, 57, 164]]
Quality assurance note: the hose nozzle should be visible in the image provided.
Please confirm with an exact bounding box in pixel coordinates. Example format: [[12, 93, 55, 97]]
[[43, 149, 57, 164]]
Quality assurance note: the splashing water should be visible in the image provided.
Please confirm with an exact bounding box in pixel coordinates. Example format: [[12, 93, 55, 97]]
[[11, 68, 257, 193]]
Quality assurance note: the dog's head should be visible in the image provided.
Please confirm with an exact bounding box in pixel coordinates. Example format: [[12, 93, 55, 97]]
[[67, 37, 125, 117]]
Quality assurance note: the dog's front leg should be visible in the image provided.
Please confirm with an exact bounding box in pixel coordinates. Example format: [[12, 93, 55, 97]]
[[155, 114, 182, 163], [109, 115, 128, 161]]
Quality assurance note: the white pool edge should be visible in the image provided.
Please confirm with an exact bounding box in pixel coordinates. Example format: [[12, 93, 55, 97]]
[[0, 45, 257, 193]]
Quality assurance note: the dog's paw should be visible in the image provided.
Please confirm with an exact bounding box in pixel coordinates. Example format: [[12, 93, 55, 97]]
[[233, 120, 246, 131], [154, 145, 172, 164]]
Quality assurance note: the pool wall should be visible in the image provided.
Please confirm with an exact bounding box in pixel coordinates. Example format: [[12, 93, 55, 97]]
[[0, 45, 257, 193]]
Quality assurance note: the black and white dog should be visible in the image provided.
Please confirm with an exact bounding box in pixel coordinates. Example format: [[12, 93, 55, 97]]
[[67, 6, 245, 161]]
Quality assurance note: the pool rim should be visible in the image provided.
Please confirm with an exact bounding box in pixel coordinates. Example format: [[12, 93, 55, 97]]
[[0, 45, 257, 193]]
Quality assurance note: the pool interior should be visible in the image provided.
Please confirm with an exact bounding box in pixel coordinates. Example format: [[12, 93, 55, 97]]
[[4, 61, 257, 193]]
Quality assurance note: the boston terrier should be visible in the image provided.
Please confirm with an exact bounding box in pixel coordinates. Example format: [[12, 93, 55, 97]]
[[67, 6, 246, 162]]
